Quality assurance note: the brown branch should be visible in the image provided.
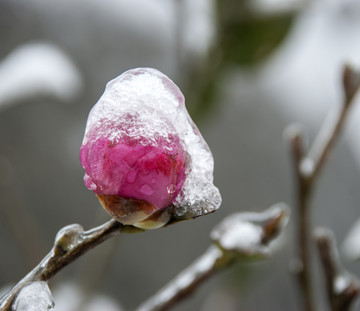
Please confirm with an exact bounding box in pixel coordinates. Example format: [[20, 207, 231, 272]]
[[308, 66, 360, 180], [136, 245, 227, 311], [288, 64, 360, 311], [288, 125, 314, 311], [314, 228, 359, 311], [0, 219, 142, 311], [1, 204, 287, 311], [136, 203, 289, 311]]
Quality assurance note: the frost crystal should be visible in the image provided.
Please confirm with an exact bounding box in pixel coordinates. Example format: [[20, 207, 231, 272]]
[[211, 203, 290, 258], [80, 68, 221, 225], [13, 281, 54, 311]]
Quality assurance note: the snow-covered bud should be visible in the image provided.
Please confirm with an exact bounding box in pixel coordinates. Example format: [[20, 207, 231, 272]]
[[80, 68, 221, 228]]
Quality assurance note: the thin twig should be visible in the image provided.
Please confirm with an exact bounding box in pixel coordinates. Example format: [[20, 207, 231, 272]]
[[308, 99, 353, 181], [137, 203, 289, 311], [0, 219, 142, 311], [288, 64, 360, 311], [314, 228, 359, 311], [288, 126, 314, 311], [309, 64, 360, 180], [137, 245, 228, 311], [289, 125, 315, 311]]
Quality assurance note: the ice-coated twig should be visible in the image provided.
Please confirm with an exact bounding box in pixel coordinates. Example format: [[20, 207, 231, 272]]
[[136, 203, 289, 311], [136, 245, 224, 311], [314, 228, 359, 311], [288, 124, 315, 311], [308, 65, 360, 179], [287, 64, 360, 311], [0, 219, 142, 311]]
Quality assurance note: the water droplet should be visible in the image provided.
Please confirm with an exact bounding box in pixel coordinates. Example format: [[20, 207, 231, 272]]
[[151, 178, 156, 184], [139, 184, 153, 195], [167, 184, 176, 195]]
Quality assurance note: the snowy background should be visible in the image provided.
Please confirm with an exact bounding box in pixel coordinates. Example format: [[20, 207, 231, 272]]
[[1, 0, 360, 310]]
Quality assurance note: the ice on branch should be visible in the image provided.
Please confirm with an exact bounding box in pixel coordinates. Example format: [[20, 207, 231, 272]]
[[12, 281, 54, 311], [80, 68, 221, 228], [211, 203, 290, 258], [136, 204, 290, 311]]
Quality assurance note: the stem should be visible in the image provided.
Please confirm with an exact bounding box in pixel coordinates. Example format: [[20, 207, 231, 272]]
[[289, 65, 360, 311], [314, 228, 359, 311], [137, 203, 289, 311], [0, 219, 141, 311], [290, 129, 314, 311], [136, 245, 230, 311], [308, 102, 352, 181]]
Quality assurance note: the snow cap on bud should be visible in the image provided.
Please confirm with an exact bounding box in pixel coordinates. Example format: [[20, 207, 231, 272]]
[[80, 68, 221, 228]]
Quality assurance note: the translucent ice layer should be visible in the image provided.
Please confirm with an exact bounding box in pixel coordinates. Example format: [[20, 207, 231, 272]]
[[80, 68, 221, 226], [13, 281, 54, 311]]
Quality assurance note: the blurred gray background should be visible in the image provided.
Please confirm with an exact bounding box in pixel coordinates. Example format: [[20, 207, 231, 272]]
[[1, 0, 360, 310]]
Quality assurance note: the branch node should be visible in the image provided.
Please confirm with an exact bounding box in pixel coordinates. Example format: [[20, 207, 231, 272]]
[[210, 203, 290, 259], [314, 227, 360, 311], [54, 224, 84, 254], [343, 64, 360, 104]]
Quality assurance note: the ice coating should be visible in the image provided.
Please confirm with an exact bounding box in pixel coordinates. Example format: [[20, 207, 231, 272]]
[[80, 67, 221, 219], [13, 281, 54, 311], [80, 130, 186, 210]]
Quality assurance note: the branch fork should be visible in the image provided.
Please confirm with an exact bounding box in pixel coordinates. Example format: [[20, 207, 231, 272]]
[[287, 64, 360, 311]]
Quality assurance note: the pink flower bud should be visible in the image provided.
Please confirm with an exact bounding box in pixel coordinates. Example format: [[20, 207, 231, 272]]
[[80, 68, 221, 228]]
